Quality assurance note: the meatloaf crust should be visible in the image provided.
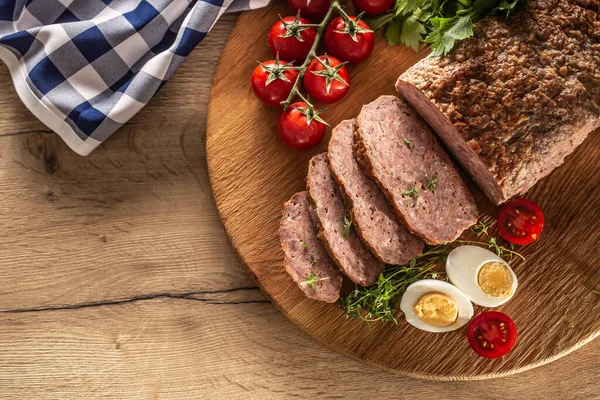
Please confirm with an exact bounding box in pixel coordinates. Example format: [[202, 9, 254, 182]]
[[307, 153, 384, 286], [328, 119, 424, 265], [355, 96, 478, 244], [280, 191, 343, 302], [397, 0, 600, 204]]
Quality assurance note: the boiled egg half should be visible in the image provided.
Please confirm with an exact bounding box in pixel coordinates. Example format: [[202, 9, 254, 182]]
[[446, 245, 518, 307], [400, 279, 474, 332]]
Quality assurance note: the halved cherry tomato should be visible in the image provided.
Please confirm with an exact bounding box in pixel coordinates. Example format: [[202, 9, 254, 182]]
[[353, 0, 394, 15], [251, 59, 301, 107], [268, 15, 317, 62], [303, 55, 350, 104], [497, 198, 544, 245], [324, 16, 374, 64], [286, 0, 331, 21], [278, 102, 326, 151], [467, 312, 517, 358]]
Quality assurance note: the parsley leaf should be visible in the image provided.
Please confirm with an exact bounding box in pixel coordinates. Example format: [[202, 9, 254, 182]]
[[401, 12, 428, 52], [426, 14, 475, 56], [367, 0, 527, 56], [385, 16, 403, 46]]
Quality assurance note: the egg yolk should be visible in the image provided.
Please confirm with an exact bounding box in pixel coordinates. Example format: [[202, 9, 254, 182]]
[[413, 292, 458, 327], [478, 261, 513, 297]]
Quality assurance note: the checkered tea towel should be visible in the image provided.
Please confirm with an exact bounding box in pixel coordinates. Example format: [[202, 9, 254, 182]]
[[0, 0, 269, 156]]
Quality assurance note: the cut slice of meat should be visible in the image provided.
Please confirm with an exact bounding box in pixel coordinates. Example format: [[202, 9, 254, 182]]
[[328, 119, 425, 265], [355, 95, 478, 245], [280, 191, 343, 302], [396, 0, 600, 204], [307, 153, 384, 286]]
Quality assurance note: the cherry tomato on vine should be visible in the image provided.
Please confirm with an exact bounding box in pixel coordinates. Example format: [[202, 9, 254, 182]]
[[303, 55, 350, 104], [278, 102, 326, 151], [497, 198, 544, 245], [325, 16, 374, 64], [268, 15, 317, 62], [286, 0, 331, 21], [467, 312, 517, 359], [353, 0, 394, 15], [251, 58, 301, 107]]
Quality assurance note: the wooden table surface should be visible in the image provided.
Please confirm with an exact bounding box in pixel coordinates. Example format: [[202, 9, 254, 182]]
[[0, 14, 597, 399]]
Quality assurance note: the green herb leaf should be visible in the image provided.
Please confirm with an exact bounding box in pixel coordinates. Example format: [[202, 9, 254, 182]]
[[364, 12, 397, 31], [385, 16, 403, 46], [425, 14, 475, 56], [403, 138, 413, 148], [342, 215, 353, 239], [494, 0, 527, 16], [339, 245, 451, 324], [487, 236, 525, 261], [402, 186, 419, 199], [471, 219, 492, 236], [400, 12, 427, 52], [396, 0, 428, 15], [301, 242, 308, 249], [301, 272, 331, 290], [375, 0, 528, 55], [426, 176, 438, 192], [340, 237, 524, 325]]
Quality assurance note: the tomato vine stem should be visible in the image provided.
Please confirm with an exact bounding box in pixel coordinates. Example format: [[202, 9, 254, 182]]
[[280, 1, 353, 112]]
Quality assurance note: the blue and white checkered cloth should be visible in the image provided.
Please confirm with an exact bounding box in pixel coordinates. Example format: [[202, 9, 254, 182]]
[[0, 0, 269, 155]]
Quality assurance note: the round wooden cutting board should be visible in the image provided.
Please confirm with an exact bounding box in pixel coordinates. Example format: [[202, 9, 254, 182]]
[[206, 4, 600, 380]]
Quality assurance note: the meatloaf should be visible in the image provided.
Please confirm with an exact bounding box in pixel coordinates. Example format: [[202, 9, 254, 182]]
[[355, 95, 479, 244], [328, 119, 425, 265], [280, 191, 343, 302], [307, 153, 384, 286], [397, 0, 600, 204]]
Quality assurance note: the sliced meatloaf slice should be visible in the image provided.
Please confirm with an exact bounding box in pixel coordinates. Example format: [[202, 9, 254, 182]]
[[307, 153, 384, 286], [355, 95, 478, 244], [280, 191, 343, 302], [396, 0, 600, 204], [328, 119, 424, 265]]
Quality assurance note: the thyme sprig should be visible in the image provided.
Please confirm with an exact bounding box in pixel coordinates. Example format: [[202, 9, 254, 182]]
[[301, 272, 331, 290], [471, 219, 492, 236], [340, 236, 524, 325], [340, 246, 450, 324]]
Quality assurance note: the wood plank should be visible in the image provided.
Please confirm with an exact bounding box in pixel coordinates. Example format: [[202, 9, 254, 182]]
[[206, 3, 600, 380], [0, 295, 598, 399], [0, 16, 257, 310]]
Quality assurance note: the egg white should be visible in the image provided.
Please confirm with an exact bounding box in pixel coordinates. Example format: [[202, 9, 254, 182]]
[[445, 245, 518, 307], [400, 279, 474, 333]]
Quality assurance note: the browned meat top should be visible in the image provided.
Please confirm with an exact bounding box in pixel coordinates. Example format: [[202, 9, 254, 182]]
[[400, 0, 600, 193]]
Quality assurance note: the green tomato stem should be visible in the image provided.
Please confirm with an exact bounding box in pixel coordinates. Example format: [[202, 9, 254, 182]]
[[280, 0, 344, 111]]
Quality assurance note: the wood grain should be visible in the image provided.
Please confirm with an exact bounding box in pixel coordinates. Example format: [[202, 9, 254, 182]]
[[0, 11, 598, 399], [0, 295, 598, 399], [0, 16, 252, 311], [206, 4, 600, 380]]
